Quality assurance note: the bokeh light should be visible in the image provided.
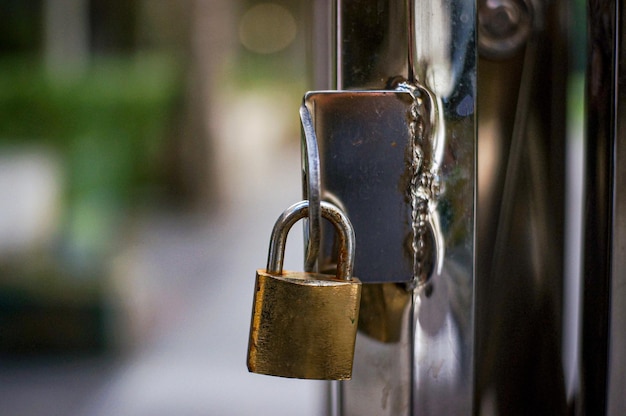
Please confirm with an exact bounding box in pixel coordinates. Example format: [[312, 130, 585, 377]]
[[238, 3, 297, 54]]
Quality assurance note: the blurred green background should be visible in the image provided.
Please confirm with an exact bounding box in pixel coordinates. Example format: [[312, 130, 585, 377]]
[[0, 0, 307, 354]]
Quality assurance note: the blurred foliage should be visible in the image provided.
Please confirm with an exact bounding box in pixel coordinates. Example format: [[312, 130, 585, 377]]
[[233, 50, 306, 90], [0, 2, 184, 352], [0, 54, 183, 279], [0, 54, 182, 205]]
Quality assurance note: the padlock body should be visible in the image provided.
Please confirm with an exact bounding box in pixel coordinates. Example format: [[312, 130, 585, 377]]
[[247, 270, 361, 380]]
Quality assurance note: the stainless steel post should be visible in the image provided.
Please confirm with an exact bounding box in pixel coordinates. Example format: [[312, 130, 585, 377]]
[[474, 0, 570, 414], [582, 1, 626, 414], [309, 0, 573, 414], [321, 1, 476, 414]]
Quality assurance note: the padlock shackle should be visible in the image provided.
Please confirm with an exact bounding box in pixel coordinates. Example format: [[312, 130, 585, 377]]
[[267, 200, 355, 280]]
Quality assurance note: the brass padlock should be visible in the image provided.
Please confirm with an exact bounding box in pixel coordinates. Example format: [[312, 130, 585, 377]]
[[247, 200, 361, 380]]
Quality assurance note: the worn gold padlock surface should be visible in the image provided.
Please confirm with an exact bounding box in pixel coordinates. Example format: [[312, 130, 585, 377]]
[[248, 270, 360, 380], [247, 200, 361, 380]]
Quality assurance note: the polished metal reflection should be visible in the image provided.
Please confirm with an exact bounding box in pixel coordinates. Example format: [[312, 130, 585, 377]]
[[358, 283, 411, 343], [582, 0, 626, 414], [316, 0, 477, 414], [475, 0, 570, 413], [409, 2, 476, 410], [305, 0, 615, 414], [337, 0, 409, 89], [477, 0, 533, 60], [607, 2, 626, 410], [305, 89, 440, 285]]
